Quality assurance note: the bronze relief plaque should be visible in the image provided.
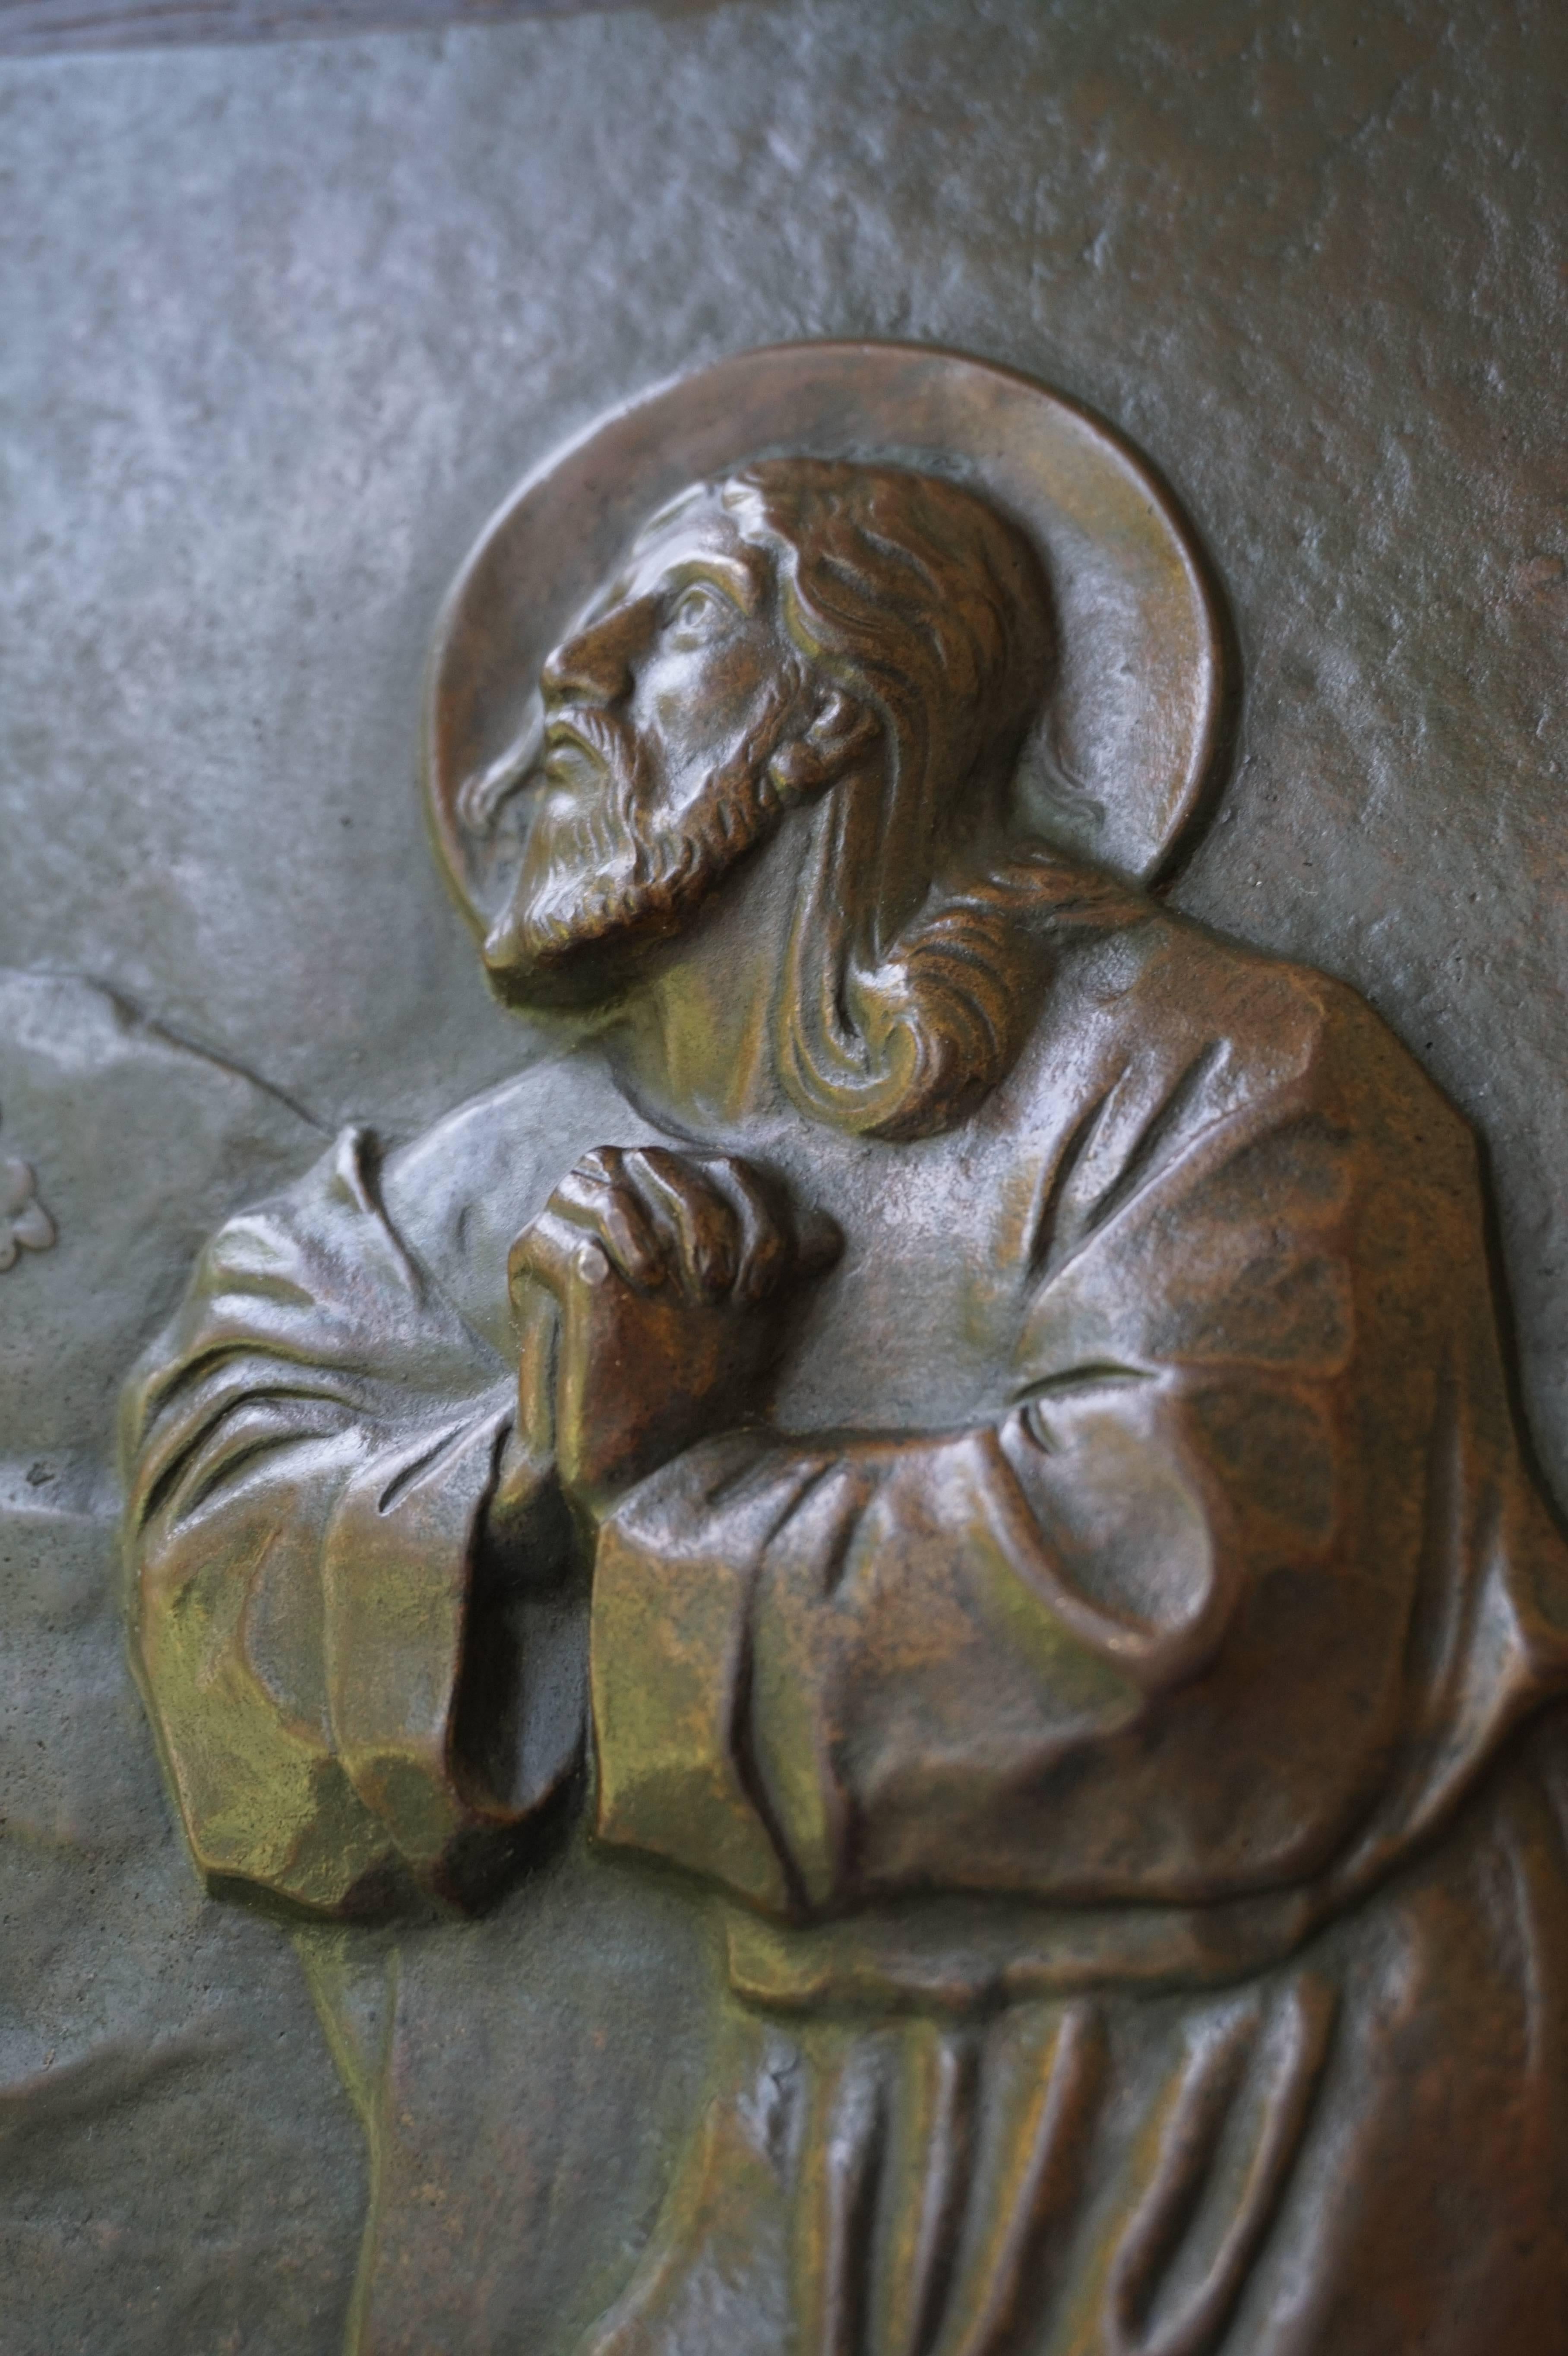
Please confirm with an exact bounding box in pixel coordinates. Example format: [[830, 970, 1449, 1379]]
[[116, 339, 1568, 2353]]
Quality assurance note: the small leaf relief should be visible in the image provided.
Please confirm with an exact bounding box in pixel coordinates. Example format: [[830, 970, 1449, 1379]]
[[0, 1153, 55, 1270]]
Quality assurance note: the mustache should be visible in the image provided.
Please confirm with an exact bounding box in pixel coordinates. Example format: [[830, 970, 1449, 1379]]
[[543, 704, 636, 776], [455, 700, 635, 833]]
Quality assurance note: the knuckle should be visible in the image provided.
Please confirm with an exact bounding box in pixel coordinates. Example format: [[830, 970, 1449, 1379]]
[[572, 1146, 621, 1182], [617, 1149, 670, 1211], [645, 1146, 706, 1200], [508, 1219, 542, 1270]]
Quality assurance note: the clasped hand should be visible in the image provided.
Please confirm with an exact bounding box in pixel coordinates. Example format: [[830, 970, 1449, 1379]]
[[502, 1145, 839, 1520]]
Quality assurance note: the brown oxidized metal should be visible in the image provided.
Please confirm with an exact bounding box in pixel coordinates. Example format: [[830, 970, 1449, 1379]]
[[123, 345, 1568, 2353]]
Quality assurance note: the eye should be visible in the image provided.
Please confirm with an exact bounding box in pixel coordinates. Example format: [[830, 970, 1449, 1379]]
[[666, 585, 724, 639]]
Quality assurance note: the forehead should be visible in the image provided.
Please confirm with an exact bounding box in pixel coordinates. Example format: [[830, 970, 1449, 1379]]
[[588, 489, 769, 614]]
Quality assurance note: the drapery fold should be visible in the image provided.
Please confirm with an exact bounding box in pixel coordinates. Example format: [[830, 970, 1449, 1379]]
[[119, 896, 1568, 2350], [123, 1126, 571, 1913]]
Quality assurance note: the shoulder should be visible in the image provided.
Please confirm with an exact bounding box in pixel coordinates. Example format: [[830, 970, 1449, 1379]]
[[1025, 898, 1458, 1132], [993, 897, 1474, 1220]]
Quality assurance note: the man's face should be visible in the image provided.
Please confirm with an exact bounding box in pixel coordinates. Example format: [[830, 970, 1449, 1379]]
[[484, 494, 802, 1003]]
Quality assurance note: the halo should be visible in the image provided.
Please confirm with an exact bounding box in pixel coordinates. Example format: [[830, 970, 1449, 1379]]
[[423, 341, 1227, 934]]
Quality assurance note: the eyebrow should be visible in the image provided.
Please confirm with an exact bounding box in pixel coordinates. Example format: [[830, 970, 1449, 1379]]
[[658, 552, 763, 614]]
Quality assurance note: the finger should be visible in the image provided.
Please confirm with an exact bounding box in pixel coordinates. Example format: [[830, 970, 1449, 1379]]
[[549, 1151, 667, 1292], [509, 1208, 611, 1304], [513, 1285, 559, 1459], [622, 1147, 738, 1301], [693, 1155, 793, 1303]]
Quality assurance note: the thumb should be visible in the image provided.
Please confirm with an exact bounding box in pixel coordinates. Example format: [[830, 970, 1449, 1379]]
[[514, 1284, 560, 1460]]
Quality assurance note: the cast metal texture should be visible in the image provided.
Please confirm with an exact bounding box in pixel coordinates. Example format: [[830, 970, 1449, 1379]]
[[3, 4, 1567, 2350]]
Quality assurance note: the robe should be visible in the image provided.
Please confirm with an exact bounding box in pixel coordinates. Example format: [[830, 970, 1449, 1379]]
[[122, 887, 1568, 2353]]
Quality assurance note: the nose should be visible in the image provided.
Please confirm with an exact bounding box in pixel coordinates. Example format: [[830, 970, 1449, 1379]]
[[540, 602, 643, 708]]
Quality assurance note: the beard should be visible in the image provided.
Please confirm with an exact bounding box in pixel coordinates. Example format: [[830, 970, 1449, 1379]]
[[481, 704, 786, 1009]]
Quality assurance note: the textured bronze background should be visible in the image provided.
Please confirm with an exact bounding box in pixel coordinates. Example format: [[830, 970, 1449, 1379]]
[[0, 0, 653, 62], [3, 3, 1568, 2351]]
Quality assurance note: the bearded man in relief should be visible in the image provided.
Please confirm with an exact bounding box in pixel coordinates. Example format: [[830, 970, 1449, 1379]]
[[124, 458, 1568, 2353]]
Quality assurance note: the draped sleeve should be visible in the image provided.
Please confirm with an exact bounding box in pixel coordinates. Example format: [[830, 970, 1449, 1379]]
[[123, 1126, 579, 1918], [588, 982, 1568, 1926]]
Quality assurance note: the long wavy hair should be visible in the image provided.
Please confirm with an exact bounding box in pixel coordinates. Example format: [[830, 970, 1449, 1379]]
[[718, 458, 1141, 1141]]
